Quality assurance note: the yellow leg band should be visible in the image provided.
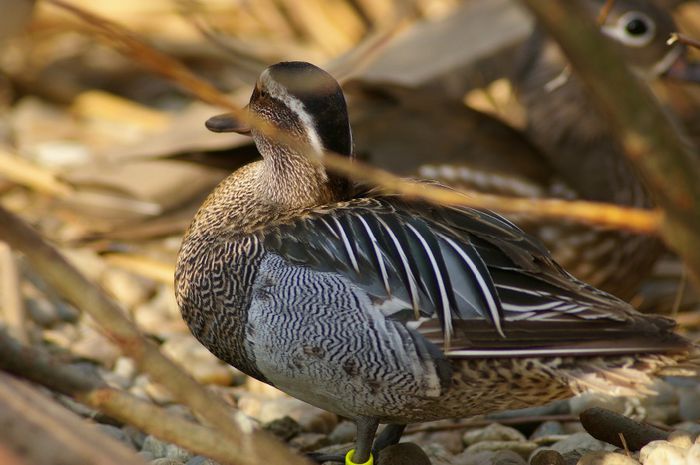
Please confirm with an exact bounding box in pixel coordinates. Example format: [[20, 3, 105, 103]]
[[345, 449, 374, 465]]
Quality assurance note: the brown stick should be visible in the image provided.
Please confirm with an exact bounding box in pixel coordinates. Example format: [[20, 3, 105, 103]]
[[520, 0, 700, 285], [0, 330, 267, 465], [45, 0, 663, 235], [0, 372, 146, 465], [0, 206, 310, 465]]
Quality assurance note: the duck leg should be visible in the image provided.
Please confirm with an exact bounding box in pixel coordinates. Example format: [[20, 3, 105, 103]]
[[350, 417, 379, 464], [373, 423, 407, 454]]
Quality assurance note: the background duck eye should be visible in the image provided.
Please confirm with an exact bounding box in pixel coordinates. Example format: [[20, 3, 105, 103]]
[[604, 11, 656, 47], [625, 17, 649, 36]]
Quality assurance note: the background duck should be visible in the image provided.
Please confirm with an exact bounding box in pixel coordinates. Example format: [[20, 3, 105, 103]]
[[511, 0, 700, 300], [176, 61, 698, 464]]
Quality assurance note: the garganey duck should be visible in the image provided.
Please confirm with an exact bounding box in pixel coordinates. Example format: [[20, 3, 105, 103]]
[[175, 61, 697, 464], [512, 0, 700, 300]]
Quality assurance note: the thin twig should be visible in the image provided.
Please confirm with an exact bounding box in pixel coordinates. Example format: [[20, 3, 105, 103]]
[[0, 206, 310, 465], [667, 32, 700, 50], [597, 0, 616, 25], [0, 372, 145, 465], [323, 154, 661, 233], [45, 0, 664, 235], [0, 243, 29, 344]]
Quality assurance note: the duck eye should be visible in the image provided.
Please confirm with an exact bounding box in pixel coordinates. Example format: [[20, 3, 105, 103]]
[[604, 11, 656, 47], [625, 18, 648, 36]]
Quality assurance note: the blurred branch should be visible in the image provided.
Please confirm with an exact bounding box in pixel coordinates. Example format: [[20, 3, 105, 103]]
[[46, 0, 662, 234], [45, 0, 238, 112], [520, 0, 700, 284], [668, 32, 700, 51], [0, 206, 310, 465], [0, 149, 73, 197], [322, 154, 661, 233], [0, 243, 29, 344], [0, 371, 145, 465], [0, 329, 267, 465]]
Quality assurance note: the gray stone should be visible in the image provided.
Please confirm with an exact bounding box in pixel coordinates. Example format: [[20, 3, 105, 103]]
[[141, 435, 168, 459], [576, 451, 640, 465], [678, 387, 700, 422], [463, 423, 527, 446], [531, 422, 566, 441], [165, 444, 192, 463], [329, 421, 356, 444], [96, 424, 134, 448], [379, 442, 431, 465], [122, 425, 147, 449], [673, 422, 700, 437], [549, 433, 612, 456], [149, 459, 185, 465]]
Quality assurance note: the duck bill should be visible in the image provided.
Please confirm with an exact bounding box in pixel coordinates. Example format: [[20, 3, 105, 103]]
[[664, 51, 700, 83], [204, 110, 252, 135]]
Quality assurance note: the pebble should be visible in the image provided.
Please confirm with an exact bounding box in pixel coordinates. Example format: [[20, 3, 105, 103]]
[[452, 449, 527, 465], [122, 425, 147, 449], [549, 433, 612, 456], [530, 450, 566, 465], [161, 335, 238, 386], [687, 444, 700, 465], [289, 433, 330, 452], [463, 423, 527, 446], [25, 293, 78, 327], [328, 421, 356, 444], [667, 431, 693, 450], [531, 422, 567, 441], [133, 287, 185, 338], [96, 424, 135, 448], [465, 440, 537, 458], [238, 395, 338, 434], [186, 457, 221, 465], [149, 459, 185, 465], [142, 435, 169, 458], [639, 441, 686, 465], [677, 387, 700, 422], [426, 430, 465, 454], [379, 443, 431, 465], [577, 451, 640, 465], [673, 423, 700, 437], [70, 324, 121, 368], [101, 268, 154, 309], [263, 416, 301, 441]]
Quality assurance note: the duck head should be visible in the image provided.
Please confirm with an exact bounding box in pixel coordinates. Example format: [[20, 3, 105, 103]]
[[206, 61, 353, 158], [593, 0, 700, 81]]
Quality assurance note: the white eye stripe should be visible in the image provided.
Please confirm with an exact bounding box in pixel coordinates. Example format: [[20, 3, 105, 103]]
[[258, 69, 324, 155], [602, 11, 656, 48]]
